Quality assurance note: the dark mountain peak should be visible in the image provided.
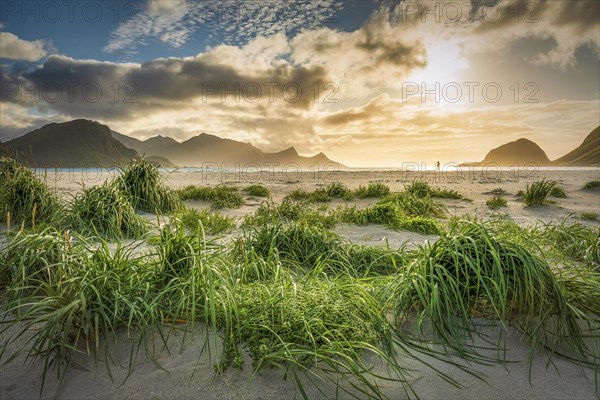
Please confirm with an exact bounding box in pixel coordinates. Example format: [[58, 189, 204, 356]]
[[145, 135, 179, 144], [554, 126, 600, 166], [279, 146, 299, 156], [4, 119, 137, 167], [475, 137, 551, 166], [582, 126, 599, 145]]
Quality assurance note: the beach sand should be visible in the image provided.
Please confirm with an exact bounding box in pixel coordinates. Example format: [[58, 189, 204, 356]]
[[1, 168, 599, 399], [1, 319, 597, 400]]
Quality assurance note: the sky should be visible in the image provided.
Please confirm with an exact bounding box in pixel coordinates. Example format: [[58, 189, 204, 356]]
[[0, 0, 598, 167]]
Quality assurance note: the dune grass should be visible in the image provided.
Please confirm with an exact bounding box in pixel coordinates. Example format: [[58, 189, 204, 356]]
[[243, 199, 337, 229], [354, 182, 391, 199], [178, 185, 244, 209], [243, 184, 270, 197], [237, 223, 405, 276], [405, 180, 466, 200], [2, 161, 600, 398], [1, 218, 599, 398], [583, 181, 600, 190], [175, 207, 236, 235], [336, 203, 441, 235], [486, 195, 507, 209], [0, 224, 415, 399], [0, 157, 63, 228], [286, 183, 391, 203], [387, 220, 600, 367], [68, 180, 150, 239], [116, 158, 182, 214], [532, 219, 600, 269], [325, 181, 354, 200], [523, 179, 567, 206], [337, 192, 446, 234], [383, 192, 447, 218], [578, 212, 599, 221]]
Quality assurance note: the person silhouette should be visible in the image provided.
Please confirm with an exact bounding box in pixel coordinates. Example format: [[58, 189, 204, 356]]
[[436, 161, 440, 171]]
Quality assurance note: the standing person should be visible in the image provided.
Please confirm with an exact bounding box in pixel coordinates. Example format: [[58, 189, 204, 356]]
[[436, 161, 440, 171]]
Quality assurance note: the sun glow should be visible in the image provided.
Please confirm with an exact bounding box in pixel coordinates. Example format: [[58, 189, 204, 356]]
[[407, 41, 469, 110]]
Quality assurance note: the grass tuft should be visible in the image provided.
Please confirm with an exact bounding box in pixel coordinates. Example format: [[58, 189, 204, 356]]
[[389, 220, 600, 367], [243, 199, 337, 229], [486, 195, 507, 209], [383, 192, 447, 218], [523, 179, 566, 206], [243, 185, 270, 197], [175, 207, 236, 235], [354, 182, 391, 199], [116, 158, 182, 214], [405, 180, 465, 200], [178, 185, 243, 209], [578, 212, 599, 221], [69, 180, 149, 239], [583, 181, 600, 190], [0, 157, 63, 228]]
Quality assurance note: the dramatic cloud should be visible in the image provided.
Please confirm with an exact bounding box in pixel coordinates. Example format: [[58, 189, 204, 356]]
[[0, 102, 67, 141], [104, 0, 342, 56], [1, 0, 598, 165], [315, 95, 600, 166], [291, 6, 428, 97], [468, 0, 598, 68], [0, 32, 47, 61]]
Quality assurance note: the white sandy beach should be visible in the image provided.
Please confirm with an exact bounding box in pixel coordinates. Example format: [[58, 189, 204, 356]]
[[1, 167, 599, 400]]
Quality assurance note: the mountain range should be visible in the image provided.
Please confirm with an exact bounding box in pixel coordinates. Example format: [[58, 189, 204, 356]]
[[1, 120, 345, 168], [0, 120, 137, 167], [1, 120, 598, 168], [553, 126, 600, 166], [465, 125, 599, 167]]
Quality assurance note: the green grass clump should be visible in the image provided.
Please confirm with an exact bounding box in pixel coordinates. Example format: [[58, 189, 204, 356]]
[[0, 157, 63, 228], [243, 185, 270, 197], [310, 188, 331, 202], [389, 220, 600, 365], [243, 199, 337, 229], [175, 207, 236, 235], [286, 183, 388, 202], [0, 227, 75, 288], [405, 180, 465, 200], [116, 158, 182, 214], [325, 182, 353, 199], [155, 223, 205, 285], [486, 195, 507, 209], [550, 186, 567, 198], [578, 212, 599, 221], [396, 215, 441, 235], [533, 220, 600, 268], [69, 180, 149, 239], [346, 203, 400, 227], [383, 192, 447, 218], [286, 189, 312, 201], [239, 223, 404, 276], [178, 185, 243, 209], [354, 182, 391, 199], [583, 181, 600, 190], [404, 180, 431, 197], [239, 223, 342, 272], [523, 179, 566, 206], [222, 278, 378, 366], [0, 229, 166, 385], [335, 202, 441, 235]]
